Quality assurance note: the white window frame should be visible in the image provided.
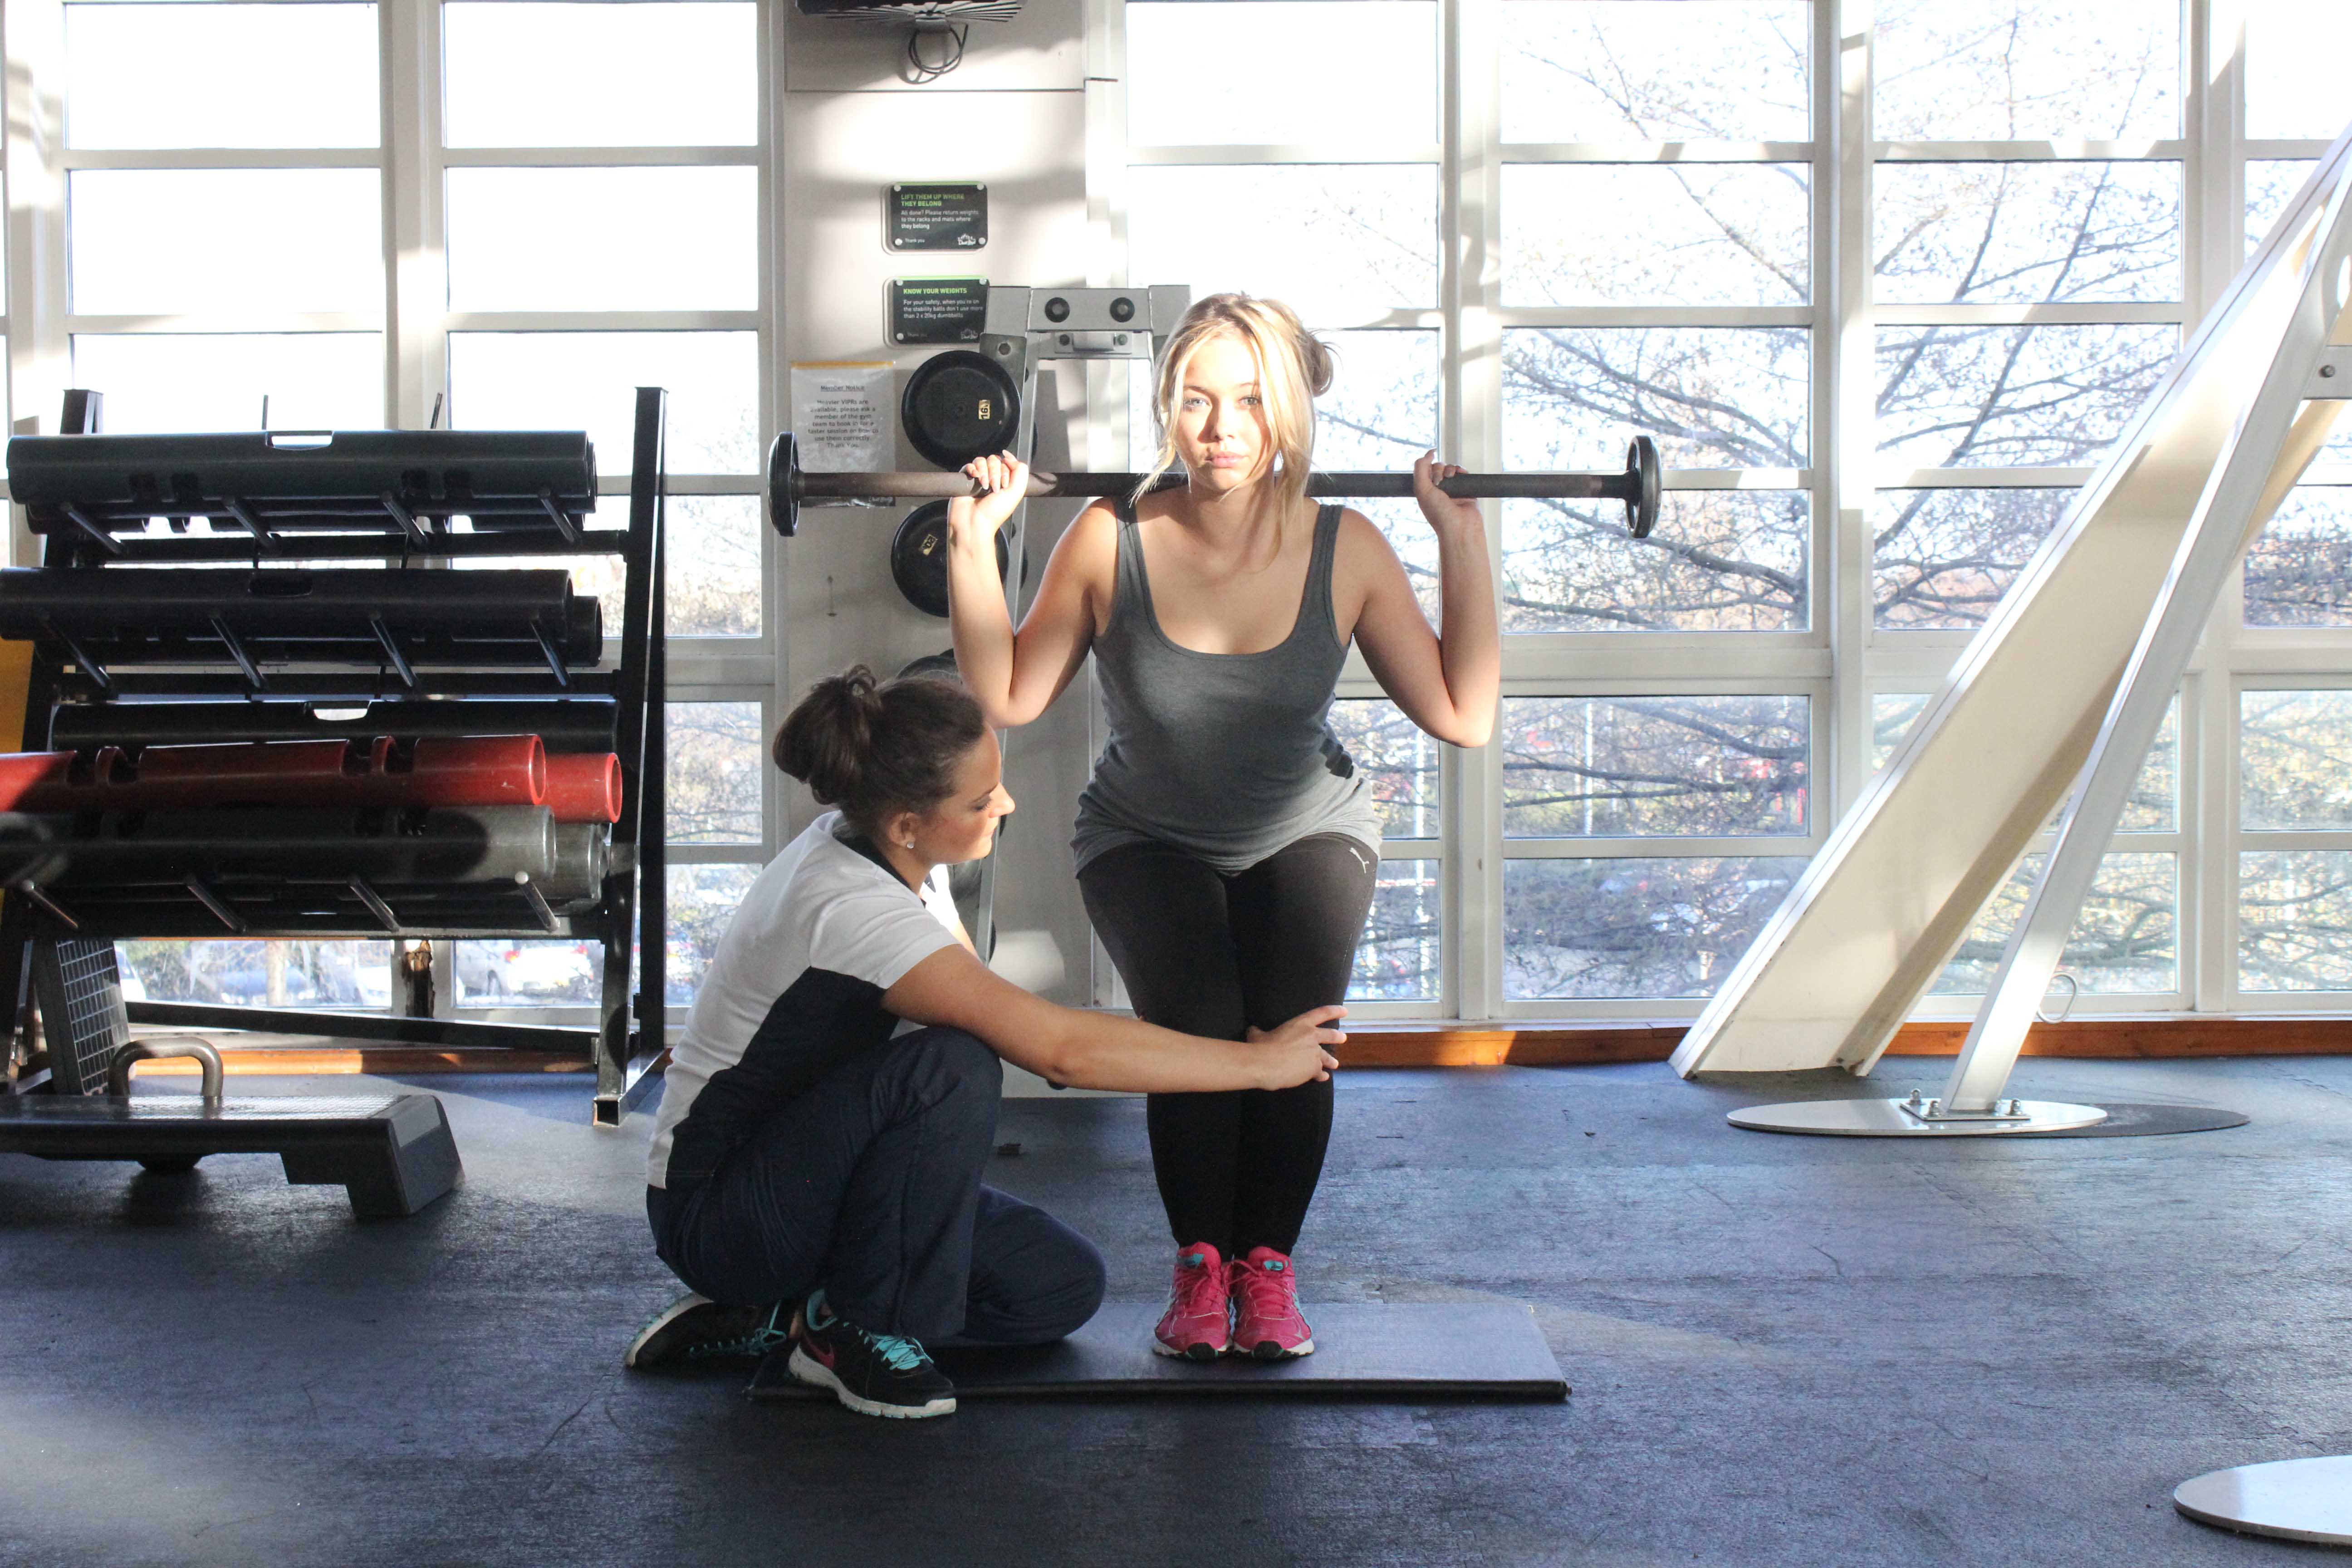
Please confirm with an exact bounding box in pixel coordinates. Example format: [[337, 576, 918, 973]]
[[4, 0, 784, 1033], [1101, 0, 2352, 1024]]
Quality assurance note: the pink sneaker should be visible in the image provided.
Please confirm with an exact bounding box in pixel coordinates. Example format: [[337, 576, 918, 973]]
[[1230, 1246, 1315, 1359], [1152, 1242, 1231, 1361]]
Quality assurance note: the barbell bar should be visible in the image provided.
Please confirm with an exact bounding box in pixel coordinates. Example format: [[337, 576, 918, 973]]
[[766, 431, 1662, 541]]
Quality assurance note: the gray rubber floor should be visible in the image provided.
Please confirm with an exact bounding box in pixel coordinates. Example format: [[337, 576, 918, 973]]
[[1, 1054, 2346, 1567]]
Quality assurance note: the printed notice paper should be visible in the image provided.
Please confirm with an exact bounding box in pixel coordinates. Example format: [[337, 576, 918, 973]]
[[789, 362, 893, 495]]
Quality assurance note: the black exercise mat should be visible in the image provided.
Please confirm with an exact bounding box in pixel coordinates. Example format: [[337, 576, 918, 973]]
[[2015, 1102, 2249, 1137], [747, 1302, 1569, 1402]]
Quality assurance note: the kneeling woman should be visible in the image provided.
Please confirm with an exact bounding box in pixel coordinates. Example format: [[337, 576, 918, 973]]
[[627, 665, 1345, 1419]]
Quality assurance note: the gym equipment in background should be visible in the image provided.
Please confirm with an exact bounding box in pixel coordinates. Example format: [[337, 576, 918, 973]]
[[50, 697, 619, 752], [0, 735, 551, 814], [1683, 128, 2352, 1137], [901, 348, 1022, 469], [2163, 137, 2352, 1551], [767, 428, 1663, 541], [8, 428, 596, 554], [0, 805, 608, 909], [2175, 1457, 2352, 1547], [749, 1301, 1567, 1403], [0, 1032, 463, 1218], [0, 390, 672, 1128], [0, 568, 603, 687], [889, 500, 1014, 618], [543, 751, 627, 824], [850, 286, 1191, 958]]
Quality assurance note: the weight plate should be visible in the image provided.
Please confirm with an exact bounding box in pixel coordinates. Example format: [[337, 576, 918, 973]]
[[901, 350, 1022, 470], [767, 431, 800, 536], [898, 650, 960, 682], [890, 500, 1014, 618], [1627, 435, 1661, 539]]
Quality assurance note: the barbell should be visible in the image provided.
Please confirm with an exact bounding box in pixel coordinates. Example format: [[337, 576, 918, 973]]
[[766, 432, 1662, 541]]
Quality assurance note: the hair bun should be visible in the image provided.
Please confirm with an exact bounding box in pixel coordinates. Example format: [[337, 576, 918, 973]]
[[1299, 331, 1334, 398], [773, 663, 990, 838], [776, 664, 882, 807]]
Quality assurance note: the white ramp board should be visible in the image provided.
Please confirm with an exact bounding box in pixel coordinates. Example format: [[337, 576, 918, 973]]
[[1674, 132, 2352, 1079]]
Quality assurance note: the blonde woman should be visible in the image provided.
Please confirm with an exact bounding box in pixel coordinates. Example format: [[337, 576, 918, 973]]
[[945, 293, 1498, 1361]]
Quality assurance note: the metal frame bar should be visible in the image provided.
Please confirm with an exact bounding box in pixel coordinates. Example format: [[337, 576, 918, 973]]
[[594, 386, 670, 1126]]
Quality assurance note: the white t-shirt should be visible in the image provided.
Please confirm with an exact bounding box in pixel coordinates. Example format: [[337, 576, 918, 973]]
[[648, 811, 960, 1189]]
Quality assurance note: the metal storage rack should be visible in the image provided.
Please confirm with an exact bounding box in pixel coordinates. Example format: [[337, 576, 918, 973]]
[[0, 388, 671, 1125]]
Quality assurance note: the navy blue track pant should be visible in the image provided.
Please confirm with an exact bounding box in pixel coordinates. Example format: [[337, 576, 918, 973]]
[[646, 1026, 1105, 1346]]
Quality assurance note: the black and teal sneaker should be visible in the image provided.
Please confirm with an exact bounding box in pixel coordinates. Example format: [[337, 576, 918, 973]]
[[784, 1290, 957, 1419], [623, 1292, 794, 1369]]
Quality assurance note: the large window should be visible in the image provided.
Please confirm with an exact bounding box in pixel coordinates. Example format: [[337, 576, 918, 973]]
[[29, 0, 769, 1022], [437, 1, 767, 1016], [14, 1, 2351, 1029], [1124, 3, 1450, 1006], [1116, 0, 2352, 1020]]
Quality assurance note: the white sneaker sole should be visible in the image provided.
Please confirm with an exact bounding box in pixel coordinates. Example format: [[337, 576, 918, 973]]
[[622, 1293, 712, 1369], [786, 1343, 956, 1419]]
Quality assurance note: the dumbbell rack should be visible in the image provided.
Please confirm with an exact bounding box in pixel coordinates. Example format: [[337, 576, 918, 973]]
[[0, 389, 670, 1127]]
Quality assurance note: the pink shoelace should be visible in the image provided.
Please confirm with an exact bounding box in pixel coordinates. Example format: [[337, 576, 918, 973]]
[[1171, 1251, 1228, 1317], [1233, 1254, 1302, 1325]]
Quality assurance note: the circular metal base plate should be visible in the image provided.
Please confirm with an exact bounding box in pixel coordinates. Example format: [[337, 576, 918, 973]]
[[2175, 1456, 2352, 1544], [1727, 1098, 2109, 1136]]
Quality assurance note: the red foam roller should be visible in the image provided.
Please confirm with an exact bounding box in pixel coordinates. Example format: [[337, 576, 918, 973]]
[[115, 739, 370, 808], [0, 740, 361, 811], [380, 735, 547, 809], [0, 734, 549, 812], [545, 752, 622, 823], [0, 750, 85, 811]]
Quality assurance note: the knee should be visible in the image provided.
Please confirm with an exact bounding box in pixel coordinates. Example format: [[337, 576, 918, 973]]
[[1033, 1231, 1108, 1343], [897, 1026, 1003, 1108]]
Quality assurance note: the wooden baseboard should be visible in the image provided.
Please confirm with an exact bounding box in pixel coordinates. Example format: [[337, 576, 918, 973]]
[[1337, 1025, 1686, 1068], [96, 1014, 2352, 1078], [1334, 1016, 2352, 1068], [1875, 1015, 2352, 1059]]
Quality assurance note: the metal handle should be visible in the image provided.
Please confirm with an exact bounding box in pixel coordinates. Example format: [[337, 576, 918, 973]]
[[107, 1037, 224, 1101]]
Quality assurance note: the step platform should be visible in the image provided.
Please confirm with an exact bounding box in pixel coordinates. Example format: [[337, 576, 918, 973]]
[[748, 1301, 1569, 1402], [0, 1093, 463, 1219]]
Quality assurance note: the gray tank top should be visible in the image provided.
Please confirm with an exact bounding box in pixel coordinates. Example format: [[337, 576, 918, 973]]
[[1072, 495, 1382, 875]]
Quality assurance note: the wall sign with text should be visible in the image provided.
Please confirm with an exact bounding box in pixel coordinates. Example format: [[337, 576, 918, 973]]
[[887, 182, 988, 252], [890, 278, 990, 345]]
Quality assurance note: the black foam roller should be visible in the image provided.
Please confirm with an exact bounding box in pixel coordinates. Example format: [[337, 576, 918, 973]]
[[6, 430, 595, 514], [0, 568, 601, 666], [48, 699, 621, 753]]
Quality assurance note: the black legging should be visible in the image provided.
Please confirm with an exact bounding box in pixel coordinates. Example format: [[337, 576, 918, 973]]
[[1078, 833, 1379, 1257]]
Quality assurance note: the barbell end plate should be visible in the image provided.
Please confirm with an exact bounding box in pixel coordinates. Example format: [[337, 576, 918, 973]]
[[1627, 435, 1661, 540], [767, 431, 801, 538]]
